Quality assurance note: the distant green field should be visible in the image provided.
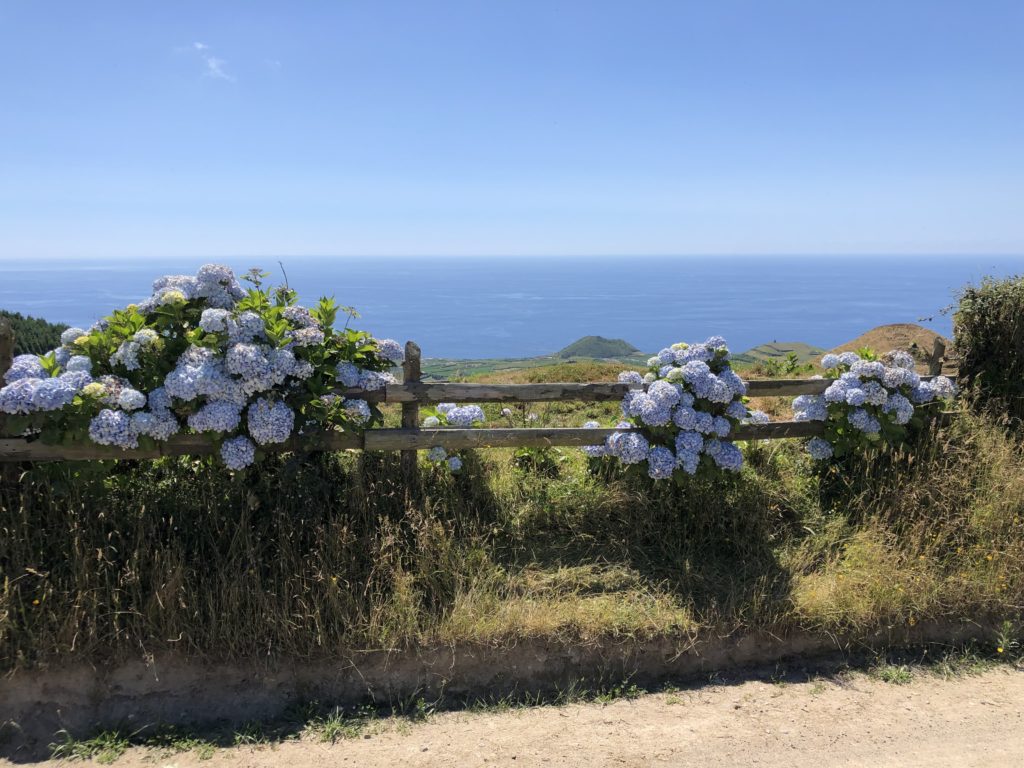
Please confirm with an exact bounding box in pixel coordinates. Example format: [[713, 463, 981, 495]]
[[422, 353, 650, 380], [422, 339, 824, 380], [730, 341, 825, 367]]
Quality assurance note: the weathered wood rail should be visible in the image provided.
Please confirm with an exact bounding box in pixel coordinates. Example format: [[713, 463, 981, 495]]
[[0, 335, 951, 462]]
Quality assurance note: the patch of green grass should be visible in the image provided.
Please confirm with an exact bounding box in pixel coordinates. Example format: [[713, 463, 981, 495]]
[[49, 730, 130, 764], [232, 721, 271, 746], [140, 725, 218, 759], [306, 705, 378, 743], [870, 662, 914, 685]]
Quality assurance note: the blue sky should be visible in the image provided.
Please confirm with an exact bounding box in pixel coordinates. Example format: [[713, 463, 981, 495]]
[[0, 1, 1022, 258]]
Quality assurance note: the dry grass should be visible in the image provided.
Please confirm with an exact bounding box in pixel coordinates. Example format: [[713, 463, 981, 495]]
[[2, 401, 1023, 671]]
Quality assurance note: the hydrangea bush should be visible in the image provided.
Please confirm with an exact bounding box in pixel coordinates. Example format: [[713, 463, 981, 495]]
[[583, 337, 753, 481], [0, 265, 403, 469], [418, 402, 486, 472], [793, 350, 957, 460]]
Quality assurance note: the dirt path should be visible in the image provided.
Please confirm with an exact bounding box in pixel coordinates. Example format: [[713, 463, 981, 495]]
[[29, 667, 1024, 767]]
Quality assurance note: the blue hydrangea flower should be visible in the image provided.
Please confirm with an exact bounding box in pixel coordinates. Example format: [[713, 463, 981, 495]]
[[726, 401, 748, 420], [427, 446, 447, 461], [648, 380, 681, 407], [117, 388, 147, 412], [580, 420, 607, 457], [188, 401, 243, 433], [848, 408, 881, 434], [883, 393, 914, 425], [335, 362, 363, 388], [60, 327, 87, 346], [647, 446, 676, 479], [820, 354, 840, 369], [130, 411, 180, 440], [607, 431, 649, 464], [283, 306, 318, 328], [0, 378, 38, 414], [793, 394, 827, 421], [447, 456, 463, 472], [693, 411, 715, 434], [89, 409, 138, 449], [743, 410, 770, 425], [930, 376, 956, 400], [845, 388, 867, 406], [221, 436, 256, 470], [359, 370, 396, 391], [886, 351, 916, 370], [66, 356, 92, 374], [4, 355, 45, 383], [247, 398, 294, 444], [289, 327, 325, 347], [343, 398, 372, 425], [199, 308, 231, 333], [31, 378, 79, 411], [617, 371, 644, 385], [676, 449, 701, 475], [375, 338, 405, 364], [806, 437, 834, 460], [674, 430, 704, 454], [445, 405, 485, 426], [422, 415, 441, 428]]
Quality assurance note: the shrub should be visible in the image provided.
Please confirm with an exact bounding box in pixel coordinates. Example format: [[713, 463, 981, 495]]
[[955, 275, 1024, 427]]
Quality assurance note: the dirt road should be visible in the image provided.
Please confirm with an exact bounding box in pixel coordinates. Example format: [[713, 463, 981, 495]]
[[30, 667, 1024, 767]]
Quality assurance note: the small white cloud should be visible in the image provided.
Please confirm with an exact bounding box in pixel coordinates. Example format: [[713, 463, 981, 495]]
[[203, 55, 234, 81], [185, 42, 235, 82]]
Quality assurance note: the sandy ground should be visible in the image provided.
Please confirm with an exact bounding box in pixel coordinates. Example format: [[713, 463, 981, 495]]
[[23, 667, 1024, 767]]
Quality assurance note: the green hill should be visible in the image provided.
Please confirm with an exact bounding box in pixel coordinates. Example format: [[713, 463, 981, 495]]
[[557, 336, 640, 359], [0, 309, 68, 356]]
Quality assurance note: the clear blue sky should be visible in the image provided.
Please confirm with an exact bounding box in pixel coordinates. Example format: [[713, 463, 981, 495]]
[[1, 1, 1022, 258]]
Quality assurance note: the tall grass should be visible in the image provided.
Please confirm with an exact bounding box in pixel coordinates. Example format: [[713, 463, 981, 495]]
[[3, 408, 1023, 671]]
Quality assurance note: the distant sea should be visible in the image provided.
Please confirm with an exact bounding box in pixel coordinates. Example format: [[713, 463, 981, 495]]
[[0, 256, 1021, 359]]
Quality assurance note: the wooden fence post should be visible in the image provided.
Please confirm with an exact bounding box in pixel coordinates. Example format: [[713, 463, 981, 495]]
[[400, 340, 422, 482], [0, 319, 12, 437], [928, 338, 946, 376]]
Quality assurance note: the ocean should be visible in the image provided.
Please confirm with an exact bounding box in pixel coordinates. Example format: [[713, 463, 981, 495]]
[[0, 255, 1021, 359]]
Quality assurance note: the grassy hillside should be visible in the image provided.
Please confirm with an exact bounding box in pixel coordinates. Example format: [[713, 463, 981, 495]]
[[557, 335, 639, 359]]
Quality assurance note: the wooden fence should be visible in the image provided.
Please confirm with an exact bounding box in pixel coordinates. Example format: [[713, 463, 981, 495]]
[[0, 326, 949, 463]]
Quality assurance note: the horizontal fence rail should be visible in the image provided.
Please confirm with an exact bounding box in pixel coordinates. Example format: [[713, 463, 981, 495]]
[[0, 330, 954, 463], [342, 376, 947, 404], [0, 422, 827, 462]]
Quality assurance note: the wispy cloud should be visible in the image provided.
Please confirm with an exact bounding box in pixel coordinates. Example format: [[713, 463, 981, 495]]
[[192, 41, 235, 82]]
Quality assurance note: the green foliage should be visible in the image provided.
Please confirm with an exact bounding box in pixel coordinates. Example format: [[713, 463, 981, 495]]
[[955, 275, 1024, 427], [512, 445, 567, 477], [0, 309, 68, 355], [757, 351, 814, 377]]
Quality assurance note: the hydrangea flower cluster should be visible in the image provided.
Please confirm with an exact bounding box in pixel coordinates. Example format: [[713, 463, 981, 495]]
[[0, 264, 402, 470], [425, 445, 464, 473], [417, 402, 487, 472], [583, 337, 752, 480], [794, 350, 957, 460]]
